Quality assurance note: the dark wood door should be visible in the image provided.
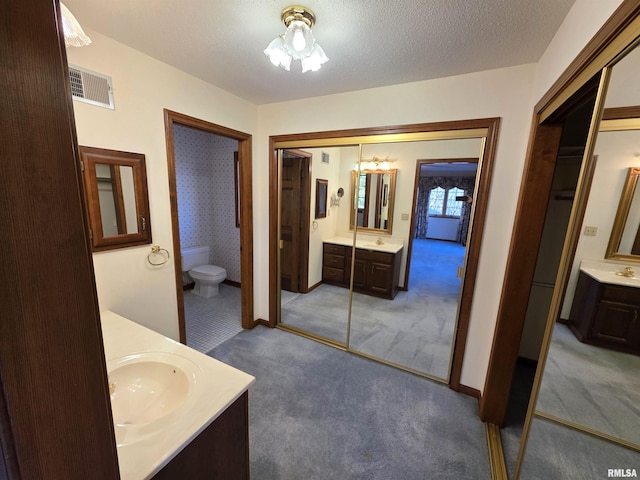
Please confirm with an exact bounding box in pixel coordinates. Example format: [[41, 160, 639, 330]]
[[1, 0, 120, 477], [280, 155, 302, 292], [280, 149, 312, 293]]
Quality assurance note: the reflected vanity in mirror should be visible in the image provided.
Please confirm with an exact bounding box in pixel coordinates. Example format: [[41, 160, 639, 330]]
[[515, 35, 640, 480], [350, 169, 396, 233], [607, 166, 640, 260], [79, 146, 152, 252]]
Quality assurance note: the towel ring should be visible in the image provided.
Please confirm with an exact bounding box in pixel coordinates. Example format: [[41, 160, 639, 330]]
[[147, 245, 170, 266]]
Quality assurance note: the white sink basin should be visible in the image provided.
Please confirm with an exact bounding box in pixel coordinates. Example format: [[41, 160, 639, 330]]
[[107, 352, 200, 445]]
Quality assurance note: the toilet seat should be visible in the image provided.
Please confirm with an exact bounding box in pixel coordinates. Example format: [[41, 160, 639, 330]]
[[190, 265, 226, 278]]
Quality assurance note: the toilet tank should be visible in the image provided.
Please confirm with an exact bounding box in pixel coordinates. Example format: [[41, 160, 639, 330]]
[[181, 246, 210, 271]]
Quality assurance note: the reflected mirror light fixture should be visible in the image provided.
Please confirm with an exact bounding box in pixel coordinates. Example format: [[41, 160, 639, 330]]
[[354, 157, 396, 171], [60, 2, 92, 47], [264, 6, 328, 73]]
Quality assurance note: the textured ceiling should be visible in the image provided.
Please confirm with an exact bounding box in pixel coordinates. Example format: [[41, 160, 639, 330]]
[[63, 0, 576, 105]]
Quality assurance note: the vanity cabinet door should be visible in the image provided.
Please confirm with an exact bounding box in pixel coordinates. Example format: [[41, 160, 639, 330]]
[[592, 300, 640, 349], [369, 262, 394, 295], [352, 257, 367, 290], [322, 243, 348, 286]]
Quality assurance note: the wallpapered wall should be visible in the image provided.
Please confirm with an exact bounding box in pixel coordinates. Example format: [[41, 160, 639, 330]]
[[173, 124, 241, 283]]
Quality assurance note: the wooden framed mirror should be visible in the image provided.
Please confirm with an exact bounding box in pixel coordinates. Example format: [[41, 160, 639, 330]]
[[349, 169, 396, 234], [606, 164, 640, 261], [79, 146, 152, 252]]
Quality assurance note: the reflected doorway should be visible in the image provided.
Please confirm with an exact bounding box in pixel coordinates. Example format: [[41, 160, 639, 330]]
[[281, 149, 311, 294]]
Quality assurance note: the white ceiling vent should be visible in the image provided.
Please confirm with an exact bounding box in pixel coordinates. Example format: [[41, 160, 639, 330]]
[[69, 65, 115, 110]]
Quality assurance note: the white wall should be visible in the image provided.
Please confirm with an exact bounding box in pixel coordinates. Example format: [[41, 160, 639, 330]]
[[533, 0, 624, 102], [67, 29, 258, 339], [427, 217, 461, 241], [303, 146, 350, 287], [258, 64, 537, 391], [173, 125, 241, 283], [561, 129, 640, 318], [67, 0, 627, 394]]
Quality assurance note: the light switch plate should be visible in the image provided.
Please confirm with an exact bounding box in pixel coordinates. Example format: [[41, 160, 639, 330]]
[[584, 226, 597, 236]]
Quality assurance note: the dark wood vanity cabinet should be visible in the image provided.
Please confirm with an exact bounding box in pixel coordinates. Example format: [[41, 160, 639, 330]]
[[568, 271, 640, 355], [322, 242, 402, 299], [154, 392, 249, 480]]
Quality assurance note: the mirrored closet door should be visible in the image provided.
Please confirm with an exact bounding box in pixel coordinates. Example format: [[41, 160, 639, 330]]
[[272, 122, 497, 383], [278, 145, 359, 346], [348, 139, 484, 381], [516, 33, 640, 480]]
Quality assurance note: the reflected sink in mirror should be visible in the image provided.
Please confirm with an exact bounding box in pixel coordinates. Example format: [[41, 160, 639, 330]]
[[581, 265, 640, 288], [107, 352, 201, 446]]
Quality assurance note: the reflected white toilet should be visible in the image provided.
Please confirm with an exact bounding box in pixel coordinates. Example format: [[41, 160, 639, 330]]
[[181, 246, 227, 298]]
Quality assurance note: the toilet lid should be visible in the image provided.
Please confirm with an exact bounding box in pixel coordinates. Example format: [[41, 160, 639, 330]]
[[191, 265, 226, 277]]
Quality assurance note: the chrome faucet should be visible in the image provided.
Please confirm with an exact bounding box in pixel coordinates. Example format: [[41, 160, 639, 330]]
[[375, 237, 384, 245], [109, 380, 116, 395], [616, 266, 635, 277]]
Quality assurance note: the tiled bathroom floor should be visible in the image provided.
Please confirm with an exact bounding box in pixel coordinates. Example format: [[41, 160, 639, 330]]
[[183, 283, 243, 353]]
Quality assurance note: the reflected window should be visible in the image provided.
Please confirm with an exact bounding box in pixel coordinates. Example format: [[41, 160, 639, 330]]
[[357, 174, 367, 209], [429, 186, 464, 217]]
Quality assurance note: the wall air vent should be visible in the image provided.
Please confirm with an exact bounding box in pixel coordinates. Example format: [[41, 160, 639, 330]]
[[68, 64, 115, 110]]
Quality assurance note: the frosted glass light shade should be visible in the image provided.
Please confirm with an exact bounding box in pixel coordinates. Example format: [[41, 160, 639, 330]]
[[60, 2, 92, 47], [264, 37, 292, 71], [300, 43, 329, 73], [283, 21, 314, 59]]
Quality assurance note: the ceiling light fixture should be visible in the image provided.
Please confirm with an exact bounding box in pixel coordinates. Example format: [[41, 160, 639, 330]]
[[264, 6, 329, 73], [60, 2, 92, 47]]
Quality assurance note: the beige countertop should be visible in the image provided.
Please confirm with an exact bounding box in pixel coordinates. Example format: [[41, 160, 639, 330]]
[[325, 236, 404, 254], [101, 310, 254, 479], [580, 260, 640, 288]]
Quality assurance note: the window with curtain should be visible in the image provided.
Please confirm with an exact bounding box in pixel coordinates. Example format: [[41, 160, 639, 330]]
[[415, 176, 476, 244], [428, 186, 464, 216]]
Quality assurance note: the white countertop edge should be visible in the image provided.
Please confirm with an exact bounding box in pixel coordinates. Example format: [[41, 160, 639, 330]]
[[100, 311, 255, 480], [579, 260, 640, 288], [325, 236, 404, 254]]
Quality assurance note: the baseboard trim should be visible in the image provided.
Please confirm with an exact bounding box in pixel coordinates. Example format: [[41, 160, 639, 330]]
[[457, 384, 481, 399], [485, 423, 508, 480], [306, 281, 322, 293], [256, 318, 270, 327], [223, 279, 241, 288]]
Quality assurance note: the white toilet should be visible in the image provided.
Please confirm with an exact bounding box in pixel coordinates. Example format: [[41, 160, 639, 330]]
[[181, 246, 227, 298]]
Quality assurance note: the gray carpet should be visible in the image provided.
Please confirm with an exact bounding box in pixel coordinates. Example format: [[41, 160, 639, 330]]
[[536, 323, 640, 446], [209, 325, 491, 480], [519, 417, 640, 479], [281, 239, 463, 380]]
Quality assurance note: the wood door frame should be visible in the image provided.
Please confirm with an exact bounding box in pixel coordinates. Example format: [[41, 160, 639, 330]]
[[268, 118, 500, 393], [282, 149, 312, 293], [480, 0, 640, 425], [164, 109, 256, 342], [1, 0, 120, 477]]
